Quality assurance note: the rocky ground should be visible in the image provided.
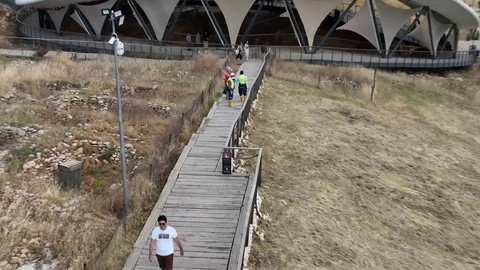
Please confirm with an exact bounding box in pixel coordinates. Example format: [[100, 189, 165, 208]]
[[0, 4, 17, 48], [0, 55, 221, 269]]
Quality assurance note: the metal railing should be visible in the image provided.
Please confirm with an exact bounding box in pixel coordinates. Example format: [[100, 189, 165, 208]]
[[271, 46, 478, 68], [225, 147, 263, 270], [14, 7, 476, 68], [224, 51, 272, 270], [225, 53, 271, 150]]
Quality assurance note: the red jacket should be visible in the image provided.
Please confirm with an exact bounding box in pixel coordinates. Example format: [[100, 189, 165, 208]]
[[223, 71, 230, 85]]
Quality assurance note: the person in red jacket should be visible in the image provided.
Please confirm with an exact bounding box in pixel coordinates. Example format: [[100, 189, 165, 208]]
[[223, 66, 232, 98]]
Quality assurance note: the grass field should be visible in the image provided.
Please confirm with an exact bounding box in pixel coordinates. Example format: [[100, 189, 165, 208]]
[[246, 61, 480, 270]]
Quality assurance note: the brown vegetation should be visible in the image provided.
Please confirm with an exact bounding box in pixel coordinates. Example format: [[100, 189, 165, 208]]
[[0, 53, 224, 269], [0, 4, 16, 48], [247, 60, 480, 269]]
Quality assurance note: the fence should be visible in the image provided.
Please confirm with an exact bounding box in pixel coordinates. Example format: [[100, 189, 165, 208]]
[[12, 6, 477, 69], [270, 46, 478, 68], [224, 51, 272, 270], [147, 58, 229, 184]]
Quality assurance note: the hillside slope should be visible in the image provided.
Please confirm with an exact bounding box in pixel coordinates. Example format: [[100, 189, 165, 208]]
[[0, 4, 16, 48], [247, 62, 480, 270]]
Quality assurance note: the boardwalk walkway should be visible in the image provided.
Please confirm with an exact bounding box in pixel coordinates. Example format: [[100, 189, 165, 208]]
[[123, 59, 265, 270]]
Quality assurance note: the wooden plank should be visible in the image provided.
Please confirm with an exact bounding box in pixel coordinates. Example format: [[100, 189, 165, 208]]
[[186, 152, 221, 158], [137, 256, 227, 270], [169, 194, 243, 200], [174, 180, 246, 185], [171, 189, 245, 196], [161, 208, 238, 215], [196, 135, 227, 141], [164, 204, 241, 210], [140, 248, 231, 258], [123, 134, 199, 270], [166, 215, 239, 222], [174, 177, 247, 183], [171, 226, 237, 233], [193, 142, 225, 148], [183, 159, 218, 164], [128, 61, 265, 270], [176, 173, 246, 178], [184, 157, 219, 163], [167, 194, 243, 203]]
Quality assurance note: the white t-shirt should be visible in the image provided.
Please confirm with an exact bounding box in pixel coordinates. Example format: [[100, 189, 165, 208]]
[[151, 225, 178, 256]]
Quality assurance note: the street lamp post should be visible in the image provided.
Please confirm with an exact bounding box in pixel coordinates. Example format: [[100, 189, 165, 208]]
[[102, 9, 129, 220]]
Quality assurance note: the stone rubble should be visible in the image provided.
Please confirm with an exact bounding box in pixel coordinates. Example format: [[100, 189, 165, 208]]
[[44, 89, 171, 115], [0, 64, 185, 269]]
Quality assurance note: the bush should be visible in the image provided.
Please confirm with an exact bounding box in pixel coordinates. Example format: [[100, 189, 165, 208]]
[[5, 145, 36, 173]]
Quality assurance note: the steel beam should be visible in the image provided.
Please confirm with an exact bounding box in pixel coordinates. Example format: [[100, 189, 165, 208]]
[[453, 24, 459, 52], [388, 6, 427, 57], [127, 0, 157, 41], [368, 0, 384, 55], [426, 7, 435, 57], [438, 24, 454, 53], [72, 5, 96, 36], [200, 0, 227, 46], [312, 0, 358, 53], [162, 0, 187, 42], [283, 0, 307, 50], [240, 0, 266, 45]]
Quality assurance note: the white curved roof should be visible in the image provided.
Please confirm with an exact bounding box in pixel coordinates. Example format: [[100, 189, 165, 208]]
[[401, 0, 480, 28], [16, 0, 480, 29]]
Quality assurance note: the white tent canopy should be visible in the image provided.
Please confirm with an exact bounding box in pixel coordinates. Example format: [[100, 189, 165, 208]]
[[374, 0, 420, 52], [135, 0, 178, 40], [293, 0, 343, 47], [215, 0, 254, 46], [46, 8, 67, 32], [76, 0, 117, 36], [408, 10, 452, 55], [337, 0, 380, 50]]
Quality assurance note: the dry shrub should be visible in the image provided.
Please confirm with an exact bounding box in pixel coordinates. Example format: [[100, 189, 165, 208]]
[[474, 89, 480, 105], [130, 173, 157, 212], [99, 185, 124, 214], [271, 59, 373, 88], [122, 101, 157, 126], [0, 38, 14, 49], [84, 111, 118, 135], [358, 82, 373, 101], [189, 52, 221, 74]]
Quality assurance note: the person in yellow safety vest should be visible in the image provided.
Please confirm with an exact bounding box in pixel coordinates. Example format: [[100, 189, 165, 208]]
[[226, 72, 236, 107], [237, 70, 248, 103]]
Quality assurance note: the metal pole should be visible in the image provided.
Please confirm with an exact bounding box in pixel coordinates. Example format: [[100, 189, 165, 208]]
[[111, 12, 129, 219]]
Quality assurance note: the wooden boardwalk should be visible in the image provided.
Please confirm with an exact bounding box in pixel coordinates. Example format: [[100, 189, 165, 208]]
[[124, 60, 265, 270]]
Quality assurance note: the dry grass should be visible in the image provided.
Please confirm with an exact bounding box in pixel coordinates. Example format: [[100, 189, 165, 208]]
[[0, 53, 223, 269], [247, 62, 480, 270]]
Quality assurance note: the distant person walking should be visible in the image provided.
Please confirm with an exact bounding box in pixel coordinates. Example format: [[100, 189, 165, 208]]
[[244, 41, 250, 61], [186, 33, 192, 45], [195, 32, 201, 45], [226, 72, 236, 107], [203, 32, 209, 47], [235, 43, 243, 61], [149, 215, 184, 270], [237, 70, 248, 103]]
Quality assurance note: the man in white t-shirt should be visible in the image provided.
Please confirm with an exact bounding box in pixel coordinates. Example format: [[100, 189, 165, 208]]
[[149, 215, 184, 270]]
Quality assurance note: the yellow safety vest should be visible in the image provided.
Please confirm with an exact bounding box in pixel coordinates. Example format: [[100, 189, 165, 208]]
[[227, 77, 235, 89], [238, 74, 247, 85]]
